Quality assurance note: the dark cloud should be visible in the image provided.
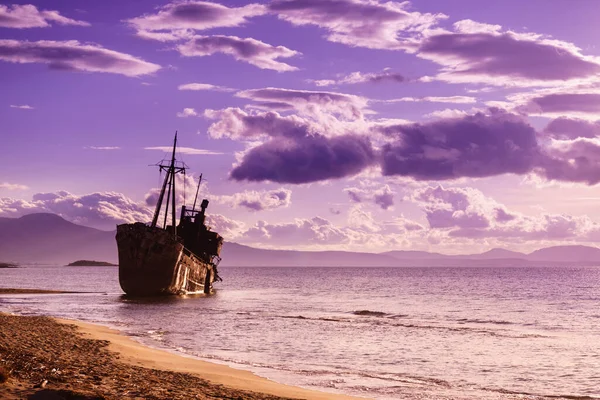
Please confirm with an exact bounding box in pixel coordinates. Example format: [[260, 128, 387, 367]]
[[0, 39, 160, 77], [231, 134, 376, 184], [379, 110, 541, 180], [523, 93, 600, 115], [419, 33, 600, 85], [537, 138, 600, 185], [177, 35, 299, 71], [543, 117, 600, 140]]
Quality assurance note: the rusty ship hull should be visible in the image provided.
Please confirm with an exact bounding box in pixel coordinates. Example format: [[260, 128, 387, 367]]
[[117, 223, 215, 296]]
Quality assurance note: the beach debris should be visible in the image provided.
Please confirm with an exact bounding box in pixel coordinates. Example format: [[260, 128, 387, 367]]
[[34, 379, 48, 388], [0, 365, 9, 383]]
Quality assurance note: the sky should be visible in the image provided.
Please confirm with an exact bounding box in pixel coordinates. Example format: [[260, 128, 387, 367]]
[[2, 0, 600, 254]]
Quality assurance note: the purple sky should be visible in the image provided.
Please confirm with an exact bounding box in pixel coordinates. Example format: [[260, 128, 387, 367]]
[[2, 0, 600, 254]]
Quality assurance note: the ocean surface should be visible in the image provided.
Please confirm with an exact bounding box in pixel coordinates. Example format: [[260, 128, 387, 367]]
[[1, 265, 599, 399]]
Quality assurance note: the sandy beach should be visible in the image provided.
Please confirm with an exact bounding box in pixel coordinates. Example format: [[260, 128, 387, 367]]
[[0, 312, 361, 400]]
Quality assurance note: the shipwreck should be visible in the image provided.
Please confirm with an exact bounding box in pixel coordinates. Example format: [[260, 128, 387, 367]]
[[116, 132, 223, 296]]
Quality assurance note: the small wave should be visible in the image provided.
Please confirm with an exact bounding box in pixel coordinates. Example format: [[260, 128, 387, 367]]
[[456, 318, 513, 325], [352, 310, 388, 317]]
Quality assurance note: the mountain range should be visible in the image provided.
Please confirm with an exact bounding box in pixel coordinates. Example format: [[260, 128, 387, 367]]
[[1, 213, 600, 266]]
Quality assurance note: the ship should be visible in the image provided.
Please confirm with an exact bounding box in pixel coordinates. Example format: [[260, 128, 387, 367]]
[[116, 132, 223, 296]]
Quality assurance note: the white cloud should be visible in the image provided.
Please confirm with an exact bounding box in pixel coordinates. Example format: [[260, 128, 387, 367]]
[[0, 40, 160, 77], [9, 104, 34, 110], [144, 146, 223, 155], [178, 82, 235, 92], [0, 4, 89, 28]]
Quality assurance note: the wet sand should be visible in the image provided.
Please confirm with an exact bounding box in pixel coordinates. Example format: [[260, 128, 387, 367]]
[[0, 288, 76, 294], [0, 312, 361, 400]]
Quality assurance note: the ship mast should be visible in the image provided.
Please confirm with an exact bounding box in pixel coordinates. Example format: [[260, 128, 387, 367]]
[[150, 131, 186, 239]]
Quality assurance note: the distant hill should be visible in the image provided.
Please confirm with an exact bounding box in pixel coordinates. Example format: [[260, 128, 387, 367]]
[[67, 260, 117, 267], [527, 245, 600, 262], [0, 213, 116, 264], [1, 213, 600, 266]]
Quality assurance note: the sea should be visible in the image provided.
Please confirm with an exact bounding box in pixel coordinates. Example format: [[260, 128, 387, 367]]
[[1, 265, 599, 400]]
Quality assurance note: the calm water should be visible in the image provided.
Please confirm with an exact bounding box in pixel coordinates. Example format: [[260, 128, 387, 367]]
[[1, 265, 599, 399]]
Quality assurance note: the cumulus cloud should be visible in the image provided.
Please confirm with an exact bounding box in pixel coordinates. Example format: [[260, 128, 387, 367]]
[[410, 185, 599, 242], [344, 184, 394, 210], [424, 109, 469, 119], [176, 107, 198, 117], [205, 213, 246, 239], [379, 109, 541, 180], [0, 40, 161, 77], [0, 191, 153, 230], [127, 1, 266, 39], [0, 182, 28, 191], [144, 146, 223, 155], [243, 217, 349, 246], [9, 104, 34, 109], [310, 69, 405, 87], [270, 0, 445, 51], [0, 4, 90, 28], [418, 26, 600, 86], [178, 82, 234, 92], [177, 35, 299, 71], [215, 188, 291, 211]]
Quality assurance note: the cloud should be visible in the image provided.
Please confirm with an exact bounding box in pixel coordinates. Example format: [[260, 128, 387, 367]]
[[145, 146, 223, 155], [344, 184, 394, 210], [178, 82, 234, 92], [0, 183, 28, 191], [424, 109, 469, 119], [205, 214, 246, 239], [0, 191, 153, 230], [543, 118, 600, 140], [176, 107, 198, 117], [231, 133, 376, 184], [269, 0, 446, 51], [177, 35, 299, 71], [205, 107, 312, 140], [517, 92, 600, 119], [382, 96, 476, 104], [418, 26, 600, 86], [537, 137, 600, 185], [0, 4, 90, 28], [310, 69, 405, 86], [215, 188, 292, 211], [243, 216, 349, 246], [379, 109, 541, 180], [236, 87, 369, 119], [205, 106, 376, 184], [9, 104, 34, 109], [0, 40, 161, 77], [86, 146, 120, 150], [410, 184, 599, 242], [127, 1, 266, 39]]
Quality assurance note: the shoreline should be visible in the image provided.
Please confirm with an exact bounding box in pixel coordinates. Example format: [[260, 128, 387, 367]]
[[0, 312, 362, 400]]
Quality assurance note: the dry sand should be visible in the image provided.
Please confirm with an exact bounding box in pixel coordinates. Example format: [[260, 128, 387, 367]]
[[0, 313, 362, 400]]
